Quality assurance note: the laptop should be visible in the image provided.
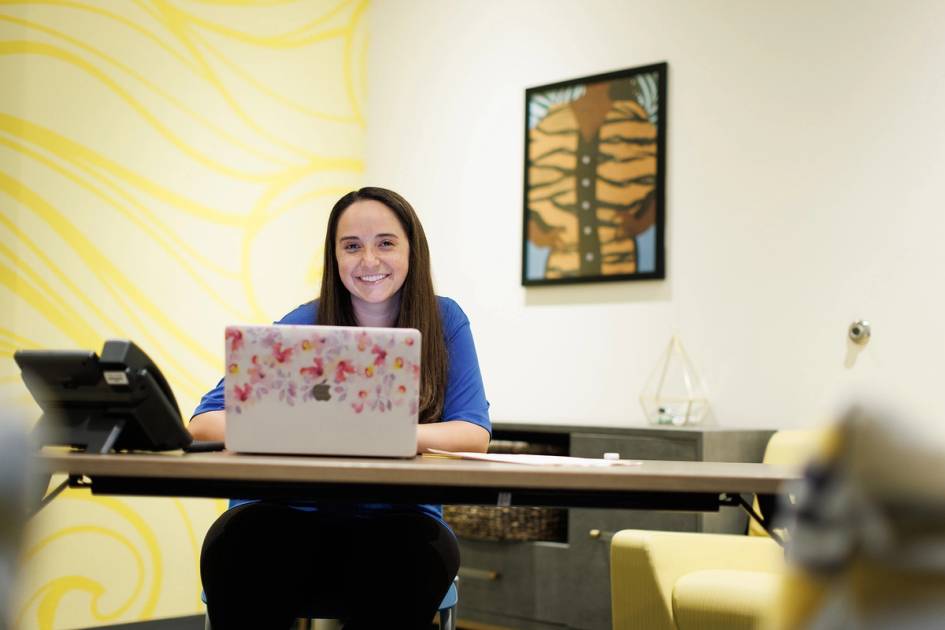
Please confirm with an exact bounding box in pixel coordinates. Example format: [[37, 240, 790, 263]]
[[223, 324, 421, 457]]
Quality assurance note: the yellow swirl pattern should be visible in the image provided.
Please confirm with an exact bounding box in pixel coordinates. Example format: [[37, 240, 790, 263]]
[[2, 1, 367, 627]]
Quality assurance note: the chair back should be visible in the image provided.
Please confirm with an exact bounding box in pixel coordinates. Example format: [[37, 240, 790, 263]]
[[748, 429, 827, 538]]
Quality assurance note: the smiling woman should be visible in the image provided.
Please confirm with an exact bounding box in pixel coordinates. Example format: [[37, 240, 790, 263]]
[[316, 188, 456, 426], [188, 187, 491, 629], [335, 198, 411, 325]]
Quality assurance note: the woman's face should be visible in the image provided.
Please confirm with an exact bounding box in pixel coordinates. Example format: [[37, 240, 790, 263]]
[[335, 199, 410, 309]]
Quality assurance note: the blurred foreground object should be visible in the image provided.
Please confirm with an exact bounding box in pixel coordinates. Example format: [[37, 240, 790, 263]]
[[774, 404, 945, 629], [0, 421, 29, 630]]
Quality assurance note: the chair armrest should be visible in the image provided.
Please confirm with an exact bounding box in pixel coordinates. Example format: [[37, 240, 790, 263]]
[[610, 530, 784, 630]]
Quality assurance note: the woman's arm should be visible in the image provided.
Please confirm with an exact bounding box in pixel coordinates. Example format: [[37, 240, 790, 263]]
[[417, 420, 489, 454], [189, 410, 226, 442], [192, 409, 487, 452]]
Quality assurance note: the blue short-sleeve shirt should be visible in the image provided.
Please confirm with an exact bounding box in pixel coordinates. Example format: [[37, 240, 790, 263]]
[[192, 296, 491, 524]]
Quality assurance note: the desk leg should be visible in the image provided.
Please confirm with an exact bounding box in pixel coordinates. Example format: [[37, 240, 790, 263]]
[[721, 493, 784, 546], [27, 475, 72, 519]]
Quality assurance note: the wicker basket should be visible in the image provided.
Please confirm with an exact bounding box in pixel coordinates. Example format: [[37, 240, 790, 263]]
[[443, 439, 568, 542]]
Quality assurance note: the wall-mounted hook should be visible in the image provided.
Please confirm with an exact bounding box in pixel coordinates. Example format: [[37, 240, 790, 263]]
[[848, 320, 871, 345]]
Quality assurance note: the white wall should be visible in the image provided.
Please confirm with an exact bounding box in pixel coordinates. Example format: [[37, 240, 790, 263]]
[[364, 0, 945, 429]]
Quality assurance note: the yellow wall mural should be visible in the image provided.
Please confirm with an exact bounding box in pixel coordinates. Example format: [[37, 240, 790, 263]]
[[0, 1, 367, 627]]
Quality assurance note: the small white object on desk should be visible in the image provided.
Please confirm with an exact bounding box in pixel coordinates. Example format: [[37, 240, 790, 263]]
[[603, 452, 620, 461]]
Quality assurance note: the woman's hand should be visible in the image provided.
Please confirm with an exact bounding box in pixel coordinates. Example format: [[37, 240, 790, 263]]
[[189, 410, 226, 442], [416, 420, 489, 454]]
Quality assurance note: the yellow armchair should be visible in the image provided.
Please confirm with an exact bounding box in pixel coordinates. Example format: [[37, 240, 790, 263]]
[[611, 530, 783, 630], [610, 430, 823, 630]]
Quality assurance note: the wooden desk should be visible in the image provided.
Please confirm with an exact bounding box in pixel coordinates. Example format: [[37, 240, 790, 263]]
[[38, 448, 796, 511], [38, 446, 795, 630]]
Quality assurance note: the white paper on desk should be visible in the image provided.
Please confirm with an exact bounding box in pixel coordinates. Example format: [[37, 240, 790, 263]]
[[426, 449, 641, 467]]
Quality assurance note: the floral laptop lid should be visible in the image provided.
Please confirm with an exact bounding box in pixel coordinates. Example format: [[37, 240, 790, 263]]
[[223, 324, 421, 457]]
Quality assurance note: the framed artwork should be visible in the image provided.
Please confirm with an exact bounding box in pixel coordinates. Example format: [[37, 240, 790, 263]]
[[522, 62, 667, 285]]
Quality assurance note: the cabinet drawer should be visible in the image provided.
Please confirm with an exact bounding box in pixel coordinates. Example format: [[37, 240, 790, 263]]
[[457, 540, 539, 620], [571, 432, 698, 461], [570, 507, 698, 542]]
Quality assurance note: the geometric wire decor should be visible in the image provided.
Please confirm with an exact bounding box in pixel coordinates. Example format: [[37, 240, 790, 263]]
[[639, 335, 709, 426]]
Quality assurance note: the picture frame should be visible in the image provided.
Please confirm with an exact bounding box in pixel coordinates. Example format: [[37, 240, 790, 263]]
[[522, 62, 667, 286]]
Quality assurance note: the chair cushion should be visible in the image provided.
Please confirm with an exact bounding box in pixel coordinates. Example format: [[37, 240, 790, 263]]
[[672, 569, 780, 630]]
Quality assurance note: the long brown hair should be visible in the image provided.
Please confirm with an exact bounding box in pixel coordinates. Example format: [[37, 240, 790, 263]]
[[318, 187, 447, 423]]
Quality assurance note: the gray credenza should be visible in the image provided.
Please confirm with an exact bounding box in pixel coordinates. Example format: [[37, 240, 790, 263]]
[[453, 423, 775, 630]]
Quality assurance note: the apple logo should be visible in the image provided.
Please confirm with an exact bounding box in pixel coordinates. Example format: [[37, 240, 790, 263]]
[[312, 379, 331, 401]]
